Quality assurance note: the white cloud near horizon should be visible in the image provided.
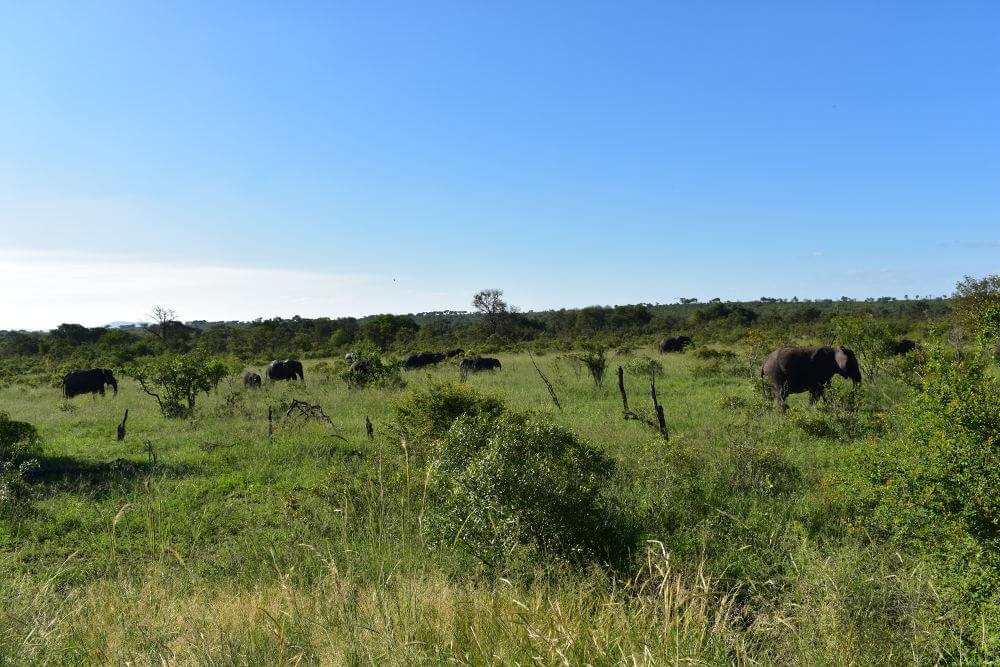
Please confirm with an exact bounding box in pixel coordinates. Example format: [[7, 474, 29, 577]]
[[0, 249, 463, 330]]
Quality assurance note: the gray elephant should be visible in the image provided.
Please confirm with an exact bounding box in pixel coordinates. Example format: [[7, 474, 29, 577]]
[[404, 351, 446, 369], [266, 359, 304, 381], [63, 368, 118, 398], [243, 372, 262, 388], [659, 335, 692, 353], [761, 346, 861, 408], [459, 357, 501, 372]]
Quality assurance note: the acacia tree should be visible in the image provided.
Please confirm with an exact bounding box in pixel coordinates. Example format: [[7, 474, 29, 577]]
[[148, 306, 177, 340], [473, 289, 511, 337], [125, 353, 229, 418]]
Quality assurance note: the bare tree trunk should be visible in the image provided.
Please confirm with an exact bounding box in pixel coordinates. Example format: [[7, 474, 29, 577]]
[[116, 409, 128, 441], [650, 373, 668, 440], [617, 366, 629, 415]]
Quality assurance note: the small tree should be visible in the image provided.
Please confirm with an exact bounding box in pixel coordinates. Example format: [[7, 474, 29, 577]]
[[577, 344, 608, 387], [361, 314, 419, 351], [125, 353, 229, 418], [472, 289, 511, 337]]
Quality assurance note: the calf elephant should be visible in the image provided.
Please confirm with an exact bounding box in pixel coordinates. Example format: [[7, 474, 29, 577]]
[[266, 359, 304, 381], [63, 368, 118, 398], [761, 346, 861, 408], [659, 336, 692, 353], [243, 372, 262, 388]]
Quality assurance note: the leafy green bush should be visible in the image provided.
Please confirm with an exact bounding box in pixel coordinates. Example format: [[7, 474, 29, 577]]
[[953, 274, 1000, 347], [0, 411, 40, 461], [423, 412, 635, 570], [0, 412, 41, 515], [393, 380, 504, 452], [125, 353, 230, 418], [341, 355, 404, 390], [845, 346, 1000, 653]]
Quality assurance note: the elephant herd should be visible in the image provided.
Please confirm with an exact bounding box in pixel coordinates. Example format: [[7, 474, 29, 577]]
[[60, 336, 922, 411]]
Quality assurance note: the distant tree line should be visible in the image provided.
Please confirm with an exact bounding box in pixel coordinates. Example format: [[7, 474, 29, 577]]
[[0, 295, 952, 372]]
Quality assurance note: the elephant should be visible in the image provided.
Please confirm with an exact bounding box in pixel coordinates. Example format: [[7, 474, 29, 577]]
[[890, 339, 917, 355], [445, 348, 465, 358], [349, 360, 371, 374], [243, 372, 262, 388], [266, 359, 304, 381], [404, 352, 446, 369], [659, 335, 692, 353], [459, 357, 501, 372], [63, 368, 118, 398], [761, 346, 861, 408]]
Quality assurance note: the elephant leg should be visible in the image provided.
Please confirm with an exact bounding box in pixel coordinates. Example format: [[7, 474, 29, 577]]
[[808, 387, 822, 404], [772, 383, 788, 411]]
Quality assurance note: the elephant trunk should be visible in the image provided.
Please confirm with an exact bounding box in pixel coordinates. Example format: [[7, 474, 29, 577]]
[[109, 379, 118, 395]]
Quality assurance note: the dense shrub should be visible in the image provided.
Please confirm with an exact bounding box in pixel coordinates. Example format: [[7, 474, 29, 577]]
[[341, 355, 404, 390], [0, 411, 40, 461], [393, 380, 504, 452], [0, 412, 41, 515], [846, 346, 1000, 653], [423, 412, 635, 570], [953, 274, 1000, 347]]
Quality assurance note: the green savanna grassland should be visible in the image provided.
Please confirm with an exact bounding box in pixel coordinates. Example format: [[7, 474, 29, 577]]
[[1, 290, 998, 665]]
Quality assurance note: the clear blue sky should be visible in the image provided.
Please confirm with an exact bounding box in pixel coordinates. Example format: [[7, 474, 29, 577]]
[[1, 2, 997, 328]]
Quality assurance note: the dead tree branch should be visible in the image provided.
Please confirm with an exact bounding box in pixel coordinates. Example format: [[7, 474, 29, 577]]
[[528, 352, 562, 411], [617, 366, 669, 439], [650, 373, 668, 440]]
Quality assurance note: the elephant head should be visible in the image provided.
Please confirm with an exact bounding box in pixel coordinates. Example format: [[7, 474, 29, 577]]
[[833, 347, 861, 385], [103, 369, 119, 395]]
